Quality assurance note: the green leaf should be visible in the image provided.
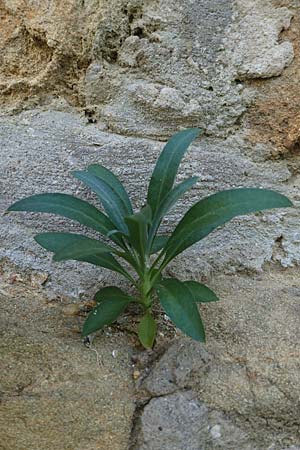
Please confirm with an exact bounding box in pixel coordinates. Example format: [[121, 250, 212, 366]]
[[48, 235, 113, 261], [149, 268, 162, 285], [164, 188, 293, 263], [183, 280, 219, 303], [94, 286, 136, 303], [88, 164, 133, 215], [155, 177, 199, 223], [35, 232, 93, 253], [156, 278, 205, 342], [138, 312, 157, 348], [125, 205, 152, 259], [35, 233, 132, 281], [147, 128, 201, 215], [7, 193, 118, 238], [73, 171, 129, 233], [82, 286, 134, 336], [148, 176, 198, 250], [150, 235, 169, 255], [76, 253, 133, 281]]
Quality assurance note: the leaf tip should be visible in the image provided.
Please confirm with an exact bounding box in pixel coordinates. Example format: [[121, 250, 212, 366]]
[[34, 233, 52, 250], [81, 327, 90, 338], [33, 234, 41, 244], [186, 127, 203, 139], [6, 201, 20, 212], [285, 198, 294, 207], [71, 170, 85, 180]]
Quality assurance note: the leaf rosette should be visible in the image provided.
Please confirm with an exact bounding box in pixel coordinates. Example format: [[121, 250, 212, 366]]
[[8, 129, 293, 348]]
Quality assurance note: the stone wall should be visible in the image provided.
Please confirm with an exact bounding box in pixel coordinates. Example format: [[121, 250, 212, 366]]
[[1, 1, 300, 449]]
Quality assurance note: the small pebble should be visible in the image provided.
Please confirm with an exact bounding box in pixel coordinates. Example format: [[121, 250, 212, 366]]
[[133, 370, 140, 380], [8, 273, 23, 284], [62, 304, 80, 316], [83, 299, 97, 309], [30, 271, 49, 288], [210, 425, 221, 439]]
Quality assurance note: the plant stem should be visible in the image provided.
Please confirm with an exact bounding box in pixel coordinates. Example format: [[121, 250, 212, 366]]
[[138, 265, 153, 308], [149, 250, 165, 272]]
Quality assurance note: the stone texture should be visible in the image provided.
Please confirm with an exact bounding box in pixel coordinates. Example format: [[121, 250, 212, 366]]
[[139, 269, 300, 449], [1, 110, 298, 298], [139, 391, 210, 450], [281, 447, 300, 450], [226, 3, 294, 79], [245, 2, 300, 157], [0, 278, 135, 450], [0, 0, 244, 137], [1, 0, 295, 139], [1, 1, 300, 449], [137, 391, 255, 450], [95, 0, 246, 138], [143, 339, 212, 396], [0, 0, 134, 109]]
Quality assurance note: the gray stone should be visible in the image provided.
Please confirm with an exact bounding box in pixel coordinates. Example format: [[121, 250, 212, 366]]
[[144, 339, 212, 396], [137, 391, 255, 450], [282, 445, 300, 450], [281, 447, 300, 450], [83, 0, 247, 138], [153, 87, 186, 112], [226, 3, 294, 79], [138, 392, 209, 450], [1, 110, 298, 299], [141, 270, 300, 448]]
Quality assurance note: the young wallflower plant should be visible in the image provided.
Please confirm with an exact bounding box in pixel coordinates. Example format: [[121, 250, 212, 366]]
[[8, 129, 292, 348]]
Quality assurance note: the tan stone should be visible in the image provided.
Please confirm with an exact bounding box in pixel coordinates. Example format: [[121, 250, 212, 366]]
[[0, 0, 132, 109], [62, 303, 81, 316], [0, 280, 135, 450]]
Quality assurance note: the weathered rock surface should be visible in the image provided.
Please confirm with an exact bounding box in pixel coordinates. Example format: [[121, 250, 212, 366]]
[[0, 278, 135, 450], [245, 2, 300, 156], [226, 3, 294, 79], [138, 391, 255, 450], [1, 0, 295, 138], [0, 110, 299, 297], [138, 269, 300, 449], [1, 0, 300, 449]]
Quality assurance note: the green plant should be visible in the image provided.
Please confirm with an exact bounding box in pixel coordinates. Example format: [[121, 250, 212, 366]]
[[7, 129, 292, 348]]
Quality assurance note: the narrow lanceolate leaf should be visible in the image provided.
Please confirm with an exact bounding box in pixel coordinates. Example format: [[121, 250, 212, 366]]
[[94, 286, 136, 304], [35, 233, 133, 281], [138, 312, 157, 349], [125, 205, 152, 259], [148, 176, 199, 250], [156, 278, 205, 342], [35, 232, 112, 261], [150, 235, 169, 255], [74, 253, 134, 281], [40, 233, 114, 261], [82, 286, 134, 336], [147, 128, 202, 215], [183, 281, 219, 303], [73, 171, 129, 233], [154, 177, 199, 224], [164, 188, 293, 263], [88, 164, 133, 215], [149, 268, 162, 285], [7, 193, 117, 237], [34, 232, 100, 254]]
